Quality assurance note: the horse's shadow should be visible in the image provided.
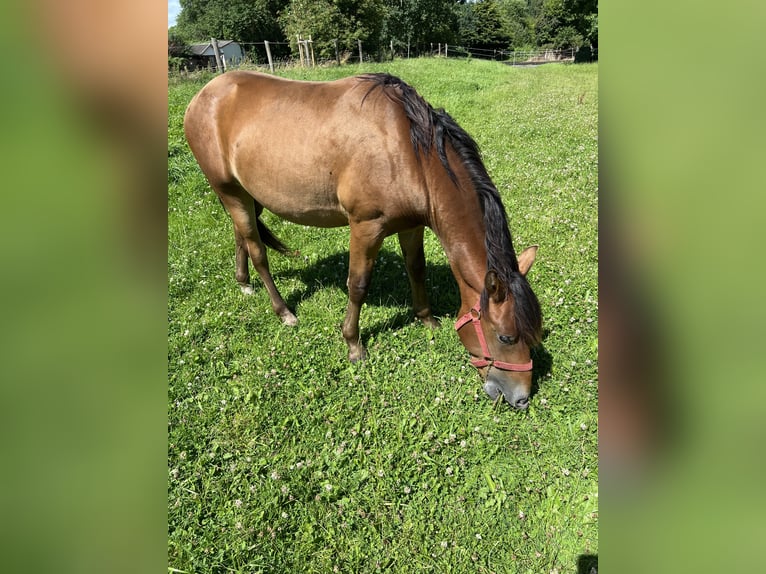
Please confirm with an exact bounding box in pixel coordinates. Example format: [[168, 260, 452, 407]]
[[577, 554, 598, 574], [531, 332, 553, 397], [275, 247, 553, 391], [278, 247, 460, 340]]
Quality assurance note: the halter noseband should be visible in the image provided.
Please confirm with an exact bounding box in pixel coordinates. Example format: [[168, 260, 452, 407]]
[[454, 301, 533, 372]]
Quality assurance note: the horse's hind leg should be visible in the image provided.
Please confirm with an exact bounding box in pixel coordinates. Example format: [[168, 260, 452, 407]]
[[218, 186, 297, 326], [235, 199, 272, 295], [234, 228, 254, 295], [398, 227, 440, 328]]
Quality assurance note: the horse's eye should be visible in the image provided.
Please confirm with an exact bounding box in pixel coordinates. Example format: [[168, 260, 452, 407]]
[[498, 334, 517, 345]]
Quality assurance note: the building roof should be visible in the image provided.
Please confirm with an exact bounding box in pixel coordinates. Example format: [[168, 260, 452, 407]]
[[189, 40, 239, 56]]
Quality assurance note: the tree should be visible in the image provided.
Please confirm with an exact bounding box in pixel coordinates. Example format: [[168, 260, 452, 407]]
[[279, 0, 386, 59], [461, 0, 510, 50], [172, 0, 597, 60], [535, 0, 596, 49], [384, 0, 460, 53], [168, 30, 192, 72], [174, 0, 287, 43], [499, 0, 535, 50]]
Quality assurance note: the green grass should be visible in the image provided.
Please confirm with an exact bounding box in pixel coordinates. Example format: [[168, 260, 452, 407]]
[[168, 58, 597, 573]]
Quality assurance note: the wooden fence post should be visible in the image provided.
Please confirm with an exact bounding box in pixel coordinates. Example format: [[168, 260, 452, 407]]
[[211, 37, 223, 72], [358, 39, 363, 63], [390, 39, 394, 61], [334, 39, 340, 65], [264, 40, 274, 73], [297, 35, 304, 66], [308, 35, 315, 67]]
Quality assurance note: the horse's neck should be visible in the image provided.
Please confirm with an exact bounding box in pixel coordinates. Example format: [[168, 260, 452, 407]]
[[426, 168, 487, 312]]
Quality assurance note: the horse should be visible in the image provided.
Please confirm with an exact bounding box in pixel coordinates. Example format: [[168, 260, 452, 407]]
[[183, 71, 542, 409]]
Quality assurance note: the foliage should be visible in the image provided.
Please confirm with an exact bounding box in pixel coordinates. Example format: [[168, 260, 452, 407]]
[[169, 58, 598, 573], [459, 0, 511, 50], [502, 0, 536, 49], [168, 32, 192, 72], [384, 0, 461, 50], [279, 0, 387, 59], [171, 0, 597, 56], [533, 0, 595, 49], [175, 0, 287, 43], [457, 0, 596, 51]]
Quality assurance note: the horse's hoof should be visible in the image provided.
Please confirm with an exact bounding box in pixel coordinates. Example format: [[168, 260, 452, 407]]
[[348, 348, 367, 363], [239, 284, 255, 295], [280, 312, 298, 327], [421, 316, 441, 329]]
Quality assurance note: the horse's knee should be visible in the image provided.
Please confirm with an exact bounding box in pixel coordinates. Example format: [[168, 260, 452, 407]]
[[341, 317, 358, 342], [346, 276, 370, 302]]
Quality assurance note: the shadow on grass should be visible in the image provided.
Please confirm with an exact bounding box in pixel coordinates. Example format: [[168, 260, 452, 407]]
[[577, 554, 598, 574], [529, 329, 554, 400], [275, 247, 555, 395], [277, 246, 460, 341]]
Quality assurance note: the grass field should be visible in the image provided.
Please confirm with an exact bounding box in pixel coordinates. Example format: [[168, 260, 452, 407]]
[[168, 58, 598, 573]]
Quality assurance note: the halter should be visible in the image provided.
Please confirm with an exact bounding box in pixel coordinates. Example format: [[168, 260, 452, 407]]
[[454, 301, 533, 372]]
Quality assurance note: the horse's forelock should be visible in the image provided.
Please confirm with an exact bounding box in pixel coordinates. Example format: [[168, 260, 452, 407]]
[[480, 270, 542, 348]]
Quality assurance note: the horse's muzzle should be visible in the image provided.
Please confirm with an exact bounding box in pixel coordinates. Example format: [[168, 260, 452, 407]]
[[483, 379, 530, 410]]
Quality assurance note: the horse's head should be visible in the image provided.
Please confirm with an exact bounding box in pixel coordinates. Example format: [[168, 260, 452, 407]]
[[456, 246, 542, 410]]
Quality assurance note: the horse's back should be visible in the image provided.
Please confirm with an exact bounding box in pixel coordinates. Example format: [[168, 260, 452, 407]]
[[184, 71, 360, 163], [184, 71, 426, 229]]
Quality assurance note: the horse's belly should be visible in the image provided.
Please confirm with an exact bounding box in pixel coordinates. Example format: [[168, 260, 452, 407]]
[[269, 204, 349, 228], [249, 182, 349, 228]]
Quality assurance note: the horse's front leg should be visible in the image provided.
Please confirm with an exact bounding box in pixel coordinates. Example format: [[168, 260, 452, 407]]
[[342, 222, 384, 362], [398, 227, 440, 329]]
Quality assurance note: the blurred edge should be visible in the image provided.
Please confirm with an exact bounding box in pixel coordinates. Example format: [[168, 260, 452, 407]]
[[602, 1, 766, 572], [0, 1, 167, 573], [1, 0, 765, 571]]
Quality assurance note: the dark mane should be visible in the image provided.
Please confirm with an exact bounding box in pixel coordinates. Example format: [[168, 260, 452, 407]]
[[360, 73, 542, 346]]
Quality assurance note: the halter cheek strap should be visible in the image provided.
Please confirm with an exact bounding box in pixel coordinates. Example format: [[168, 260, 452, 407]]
[[454, 301, 533, 372]]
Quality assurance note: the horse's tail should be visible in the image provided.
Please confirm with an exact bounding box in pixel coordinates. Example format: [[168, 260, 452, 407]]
[[216, 197, 292, 255], [256, 218, 291, 255]]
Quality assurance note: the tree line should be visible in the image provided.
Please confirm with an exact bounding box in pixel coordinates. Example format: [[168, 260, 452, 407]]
[[169, 0, 597, 62]]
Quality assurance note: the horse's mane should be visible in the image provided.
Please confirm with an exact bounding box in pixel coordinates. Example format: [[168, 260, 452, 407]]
[[359, 73, 541, 346]]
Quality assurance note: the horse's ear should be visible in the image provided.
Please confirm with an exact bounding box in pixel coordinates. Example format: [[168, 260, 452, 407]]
[[484, 270, 507, 302], [517, 245, 538, 277]]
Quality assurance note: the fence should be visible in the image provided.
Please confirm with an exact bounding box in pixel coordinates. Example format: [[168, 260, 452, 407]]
[[426, 45, 577, 64], [169, 38, 579, 77]]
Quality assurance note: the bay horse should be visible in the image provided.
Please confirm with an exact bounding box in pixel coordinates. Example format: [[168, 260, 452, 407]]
[[183, 71, 542, 409]]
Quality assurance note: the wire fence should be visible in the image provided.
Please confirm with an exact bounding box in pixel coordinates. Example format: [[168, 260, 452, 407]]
[[169, 38, 580, 78], [420, 44, 577, 64]]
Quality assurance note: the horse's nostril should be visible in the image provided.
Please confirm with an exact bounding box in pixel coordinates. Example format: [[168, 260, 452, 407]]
[[514, 397, 529, 409], [483, 381, 503, 401]]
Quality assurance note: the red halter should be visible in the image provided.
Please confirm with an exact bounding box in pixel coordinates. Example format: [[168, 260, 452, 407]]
[[454, 301, 533, 372]]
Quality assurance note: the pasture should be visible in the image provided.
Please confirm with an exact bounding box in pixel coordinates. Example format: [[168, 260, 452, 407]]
[[168, 58, 598, 573]]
